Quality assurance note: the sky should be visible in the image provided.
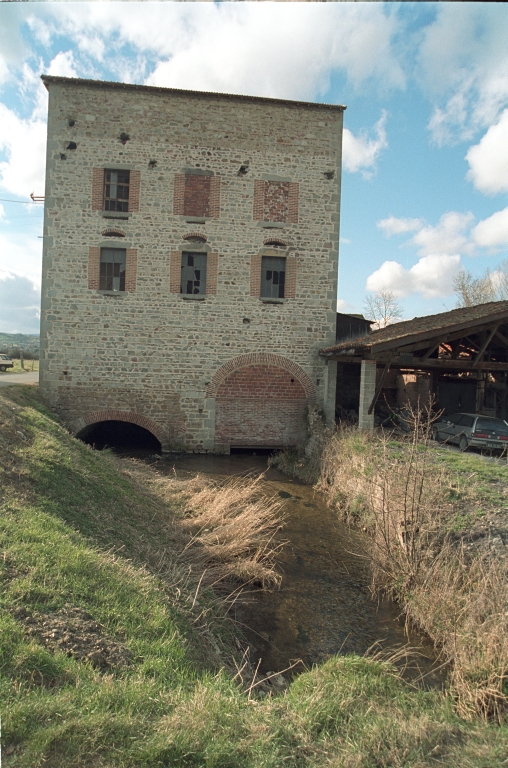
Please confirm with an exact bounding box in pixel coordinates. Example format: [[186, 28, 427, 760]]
[[1, 2, 508, 334]]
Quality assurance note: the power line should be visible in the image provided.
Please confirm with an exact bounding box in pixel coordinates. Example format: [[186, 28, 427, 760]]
[[0, 198, 44, 204]]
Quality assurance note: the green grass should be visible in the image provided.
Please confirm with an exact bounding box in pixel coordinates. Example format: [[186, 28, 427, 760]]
[[1, 358, 39, 374], [1, 387, 507, 766]]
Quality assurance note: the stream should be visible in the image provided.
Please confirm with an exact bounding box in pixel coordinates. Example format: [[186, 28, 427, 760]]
[[137, 452, 445, 687]]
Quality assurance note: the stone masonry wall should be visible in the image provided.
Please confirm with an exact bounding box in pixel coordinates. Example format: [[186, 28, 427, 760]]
[[40, 78, 344, 451]]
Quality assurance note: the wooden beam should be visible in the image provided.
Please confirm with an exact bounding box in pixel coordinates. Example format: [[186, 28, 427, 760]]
[[421, 341, 440, 361], [473, 325, 498, 367], [367, 361, 391, 415], [495, 329, 508, 348], [323, 354, 508, 371], [464, 335, 480, 351]]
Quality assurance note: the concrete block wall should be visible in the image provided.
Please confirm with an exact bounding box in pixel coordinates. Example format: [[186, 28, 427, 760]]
[[358, 360, 377, 432], [39, 76, 344, 451]]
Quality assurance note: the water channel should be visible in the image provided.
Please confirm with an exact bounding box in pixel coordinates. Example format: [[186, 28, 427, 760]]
[[147, 452, 445, 687]]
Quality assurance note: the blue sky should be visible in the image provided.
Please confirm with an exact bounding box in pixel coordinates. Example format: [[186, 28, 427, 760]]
[[1, 2, 508, 333]]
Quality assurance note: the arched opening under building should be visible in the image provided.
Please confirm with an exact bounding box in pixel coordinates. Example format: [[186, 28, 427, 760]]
[[215, 364, 308, 449], [77, 420, 162, 453]]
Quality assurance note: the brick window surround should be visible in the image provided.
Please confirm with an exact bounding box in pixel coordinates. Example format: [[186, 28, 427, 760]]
[[250, 249, 296, 299], [253, 180, 299, 224], [88, 246, 137, 291], [173, 173, 220, 218], [170, 250, 218, 295], [92, 168, 140, 212]]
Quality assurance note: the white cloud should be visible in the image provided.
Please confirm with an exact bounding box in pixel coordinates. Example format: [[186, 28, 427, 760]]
[[336, 298, 351, 313], [342, 111, 388, 177], [0, 103, 47, 198], [466, 109, 508, 195], [47, 51, 78, 79], [0, 229, 43, 287], [366, 254, 461, 299], [0, 48, 75, 199], [472, 207, 508, 249], [410, 211, 475, 257], [44, 3, 405, 100], [377, 216, 425, 236], [0, 5, 28, 85], [0, 272, 40, 335], [418, 5, 508, 145]]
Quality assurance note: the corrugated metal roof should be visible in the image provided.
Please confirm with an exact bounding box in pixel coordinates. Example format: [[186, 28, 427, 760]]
[[321, 301, 508, 355], [40, 75, 346, 112]]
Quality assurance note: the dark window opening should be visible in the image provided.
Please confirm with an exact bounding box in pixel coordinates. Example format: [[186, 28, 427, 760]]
[[77, 421, 161, 453], [181, 251, 207, 295], [261, 256, 285, 299], [104, 169, 130, 212], [230, 447, 281, 455], [100, 248, 126, 291], [66, 142, 77, 150]]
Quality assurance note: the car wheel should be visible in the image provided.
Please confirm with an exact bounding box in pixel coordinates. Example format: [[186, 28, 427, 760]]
[[459, 435, 468, 452], [0, 365, 6, 372]]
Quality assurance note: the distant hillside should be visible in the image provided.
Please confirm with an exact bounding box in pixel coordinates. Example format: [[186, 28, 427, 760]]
[[0, 332, 40, 351]]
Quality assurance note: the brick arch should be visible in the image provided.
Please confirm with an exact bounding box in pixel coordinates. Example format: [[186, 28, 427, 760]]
[[101, 227, 126, 238], [263, 237, 287, 247], [206, 353, 316, 401], [183, 232, 207, 243], [77, 409, 166, 444]]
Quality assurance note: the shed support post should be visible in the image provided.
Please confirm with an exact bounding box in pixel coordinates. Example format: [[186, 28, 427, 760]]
[[359, 360, 377, 432]]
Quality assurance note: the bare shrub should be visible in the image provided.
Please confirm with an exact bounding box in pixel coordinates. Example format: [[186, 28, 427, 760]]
[[318, 405, 508, 721]]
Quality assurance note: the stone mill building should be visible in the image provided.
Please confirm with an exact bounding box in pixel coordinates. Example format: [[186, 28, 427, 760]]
[[39, 75, 345, 452]]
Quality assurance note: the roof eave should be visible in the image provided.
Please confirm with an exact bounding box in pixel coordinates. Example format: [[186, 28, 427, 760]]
[[40, 74, 347, 112]]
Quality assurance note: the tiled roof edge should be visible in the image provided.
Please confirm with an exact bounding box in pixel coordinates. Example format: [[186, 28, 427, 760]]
[[40, 75, 346, 112]]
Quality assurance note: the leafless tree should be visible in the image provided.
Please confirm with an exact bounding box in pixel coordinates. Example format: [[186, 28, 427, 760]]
[[454, 261, 508, 307], [364, 289, 402, 329]]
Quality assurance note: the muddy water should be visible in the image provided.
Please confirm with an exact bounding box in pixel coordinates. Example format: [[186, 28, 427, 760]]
[[149, 452, 444, 686]]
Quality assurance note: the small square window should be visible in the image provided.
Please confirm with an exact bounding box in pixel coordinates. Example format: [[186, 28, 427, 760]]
[[104, 170, 130, 212], [181, 251, 207, 295], [100, 248, 126, 291], [261, 256, 285, 299]]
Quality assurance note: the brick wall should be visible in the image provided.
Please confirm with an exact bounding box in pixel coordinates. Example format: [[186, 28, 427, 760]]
[[125, 249, 137, 291], [250, 252, 262, 296], [91, 168, 104, 211], [206, 252, 218, 295], [215, 364, 307, 446], [169, 250, 181, 294], [129, 170, 140, 212], [88, 247, 100, 289], [285, 256, 297, 299], [253, 180, 299, 223], [173, 174, 221, 218]]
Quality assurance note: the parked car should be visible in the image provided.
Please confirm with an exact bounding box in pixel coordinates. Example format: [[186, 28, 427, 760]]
[[0, 354, 14, 372], [432, 412, 508, 452]]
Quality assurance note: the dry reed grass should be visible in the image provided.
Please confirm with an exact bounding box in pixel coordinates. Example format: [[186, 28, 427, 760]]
[[318, 408, 508, 722], [156, 472, 286, 596]]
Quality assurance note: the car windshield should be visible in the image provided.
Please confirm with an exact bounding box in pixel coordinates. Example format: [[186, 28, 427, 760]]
[[475, 418, 508, 432]]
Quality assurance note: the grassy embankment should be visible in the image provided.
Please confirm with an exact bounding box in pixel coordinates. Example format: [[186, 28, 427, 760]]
[[1, 387, 508, 766], [318, 421, 508, 725]]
